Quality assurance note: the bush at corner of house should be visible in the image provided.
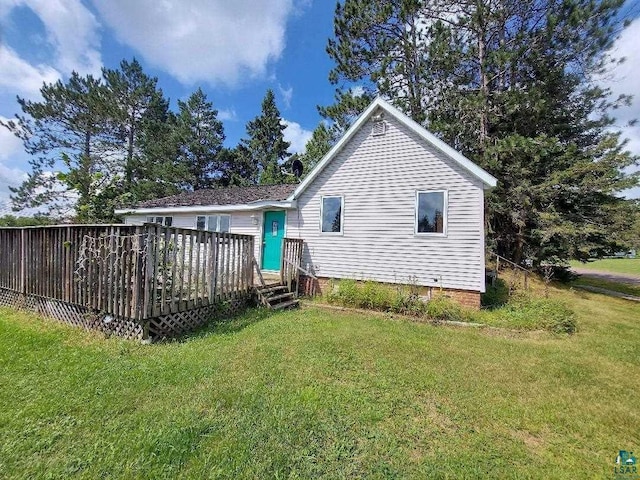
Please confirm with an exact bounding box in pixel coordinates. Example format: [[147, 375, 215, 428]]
[[425, 294, 475, 323], [495, 292, 577, 334], [481, 278, 510, 309]]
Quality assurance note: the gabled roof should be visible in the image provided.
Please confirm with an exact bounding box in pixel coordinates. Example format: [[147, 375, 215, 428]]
[[114, 184, 296, 214], [288, 97, 497, 201]]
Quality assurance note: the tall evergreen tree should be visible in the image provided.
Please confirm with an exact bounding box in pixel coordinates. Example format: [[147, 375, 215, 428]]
[[1, 72, 117, 220], [174, 88, 225, 190], [217, 146, 258, 187], [240, 89, 291, 185], [326, 0, 639, 264], [318, 88, 373, 141], [300, 122, 334, 174], [103, 58, 182, 202]]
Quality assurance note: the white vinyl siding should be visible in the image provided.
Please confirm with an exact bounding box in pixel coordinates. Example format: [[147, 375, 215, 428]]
[[286, 113, 486, 292]]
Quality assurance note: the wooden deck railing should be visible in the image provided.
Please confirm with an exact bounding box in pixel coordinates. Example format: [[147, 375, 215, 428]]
[[281, 238, 305, 294], [0, 224, 254, 320]]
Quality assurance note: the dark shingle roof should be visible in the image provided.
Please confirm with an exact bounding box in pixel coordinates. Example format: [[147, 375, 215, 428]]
[[134, 184, 297, 209]]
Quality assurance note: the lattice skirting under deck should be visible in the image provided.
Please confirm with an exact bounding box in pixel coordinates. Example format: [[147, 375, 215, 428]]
[[0, 287, 144, 340], [0, 287, 254, 342], [148, 293, 253, 340]]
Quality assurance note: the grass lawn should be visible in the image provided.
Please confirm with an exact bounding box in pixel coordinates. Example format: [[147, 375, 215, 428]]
[[570, 257, 640, 276], [1, 286, 639, 478]]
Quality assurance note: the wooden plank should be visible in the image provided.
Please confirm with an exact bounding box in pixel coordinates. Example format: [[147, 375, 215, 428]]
[[151, 225, 161, 317], [211, 232, 218, 301], [179, 230, 187, 310], [113, 226, 122, 316], [200, 232, 209, 306], [20, 229, 26, 295], [186, 230, 194, 309], [160, 226, 170, 314], [142, 225, 154, 318], [169, 229, 178, 313], [194, 229, 201, 307], [133, 226, 145, 320]]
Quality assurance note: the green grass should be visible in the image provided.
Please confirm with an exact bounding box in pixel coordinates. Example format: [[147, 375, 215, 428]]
[[1, 286, 639, 479], [570, 257, 640, 276]]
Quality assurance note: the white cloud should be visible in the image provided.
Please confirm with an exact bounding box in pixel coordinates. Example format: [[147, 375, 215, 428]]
[[218, 108, 237, 122], [20, 0, 102, 75], [350, 85, 365, 97], [0, 44, 60, 98], [283, 119, 312, 154], [0, 0, 102, 98], [278, 83, 293, 109], [600, 18, 640, 199], [0, 118, 29, 213], [91, 0, 297, 86]]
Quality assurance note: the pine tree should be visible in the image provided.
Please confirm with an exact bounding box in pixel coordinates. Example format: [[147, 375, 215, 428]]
[[326, 0, 639, 264], [300, 122, 334, 174], [240, 89, 291, 185], [318, 89, 373, 141], [1, 72, 118, 220], [103, 58, 182, 202], [174, 88, 225, 190], [217, 147, 258, 187]]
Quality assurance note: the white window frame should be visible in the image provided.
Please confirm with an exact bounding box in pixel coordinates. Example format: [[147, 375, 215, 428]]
[[146, 216, 173, 227], [320, 195, 344, 235], [415, 190, 448, 237], [196, 214, 231, 233]]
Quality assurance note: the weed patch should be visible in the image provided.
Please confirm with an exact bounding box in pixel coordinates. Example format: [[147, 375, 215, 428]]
[[325, 279, 576, 333]]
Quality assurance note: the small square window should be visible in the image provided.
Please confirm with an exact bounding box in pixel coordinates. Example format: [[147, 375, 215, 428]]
[[321, 196, 343, 233], [416, 191, 446, 235]]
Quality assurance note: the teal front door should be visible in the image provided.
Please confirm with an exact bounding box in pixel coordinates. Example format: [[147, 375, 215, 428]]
[[262, 211, 285, 270]]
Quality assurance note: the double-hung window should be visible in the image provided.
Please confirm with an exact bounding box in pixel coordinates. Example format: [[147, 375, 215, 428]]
[[415, 191, 447, 235], [321, 196, 343, 234], [196, 215, 230, 233], [146, 216, 172, 226]]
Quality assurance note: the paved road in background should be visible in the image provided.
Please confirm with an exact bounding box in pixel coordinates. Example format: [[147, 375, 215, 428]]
[[572, 268, 640, 286]]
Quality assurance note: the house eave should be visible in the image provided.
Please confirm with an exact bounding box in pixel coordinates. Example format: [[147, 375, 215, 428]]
[[115, 200, 297, 216]]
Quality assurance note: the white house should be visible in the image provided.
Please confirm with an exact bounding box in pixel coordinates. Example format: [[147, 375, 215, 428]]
[[116, 98, 497, 307]]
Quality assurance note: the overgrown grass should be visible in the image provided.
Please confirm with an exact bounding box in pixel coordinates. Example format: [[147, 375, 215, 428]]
[[570, 258, 640, 276], [325, 278, 576, 334], [0, 284, 638, 478]]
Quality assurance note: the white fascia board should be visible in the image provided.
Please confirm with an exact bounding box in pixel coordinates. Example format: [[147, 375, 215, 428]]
[[114, 200, 296, 216], [288, 97, 497, 201]]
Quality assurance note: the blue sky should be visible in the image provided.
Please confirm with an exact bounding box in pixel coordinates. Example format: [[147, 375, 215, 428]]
[[0, 0, 638, 213]]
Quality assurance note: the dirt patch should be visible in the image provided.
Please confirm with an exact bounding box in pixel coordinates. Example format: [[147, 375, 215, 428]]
[[572, 268, 640, 285]]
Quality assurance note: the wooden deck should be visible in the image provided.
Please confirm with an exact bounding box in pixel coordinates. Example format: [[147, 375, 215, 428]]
[[0, 224, 255, 340]]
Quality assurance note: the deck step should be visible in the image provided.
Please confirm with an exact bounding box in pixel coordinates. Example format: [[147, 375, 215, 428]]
[[271, 299, 299, 310], [267, 292, 295, 303], [255, 281, 298, 310], [259, 285, 288, 295]]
